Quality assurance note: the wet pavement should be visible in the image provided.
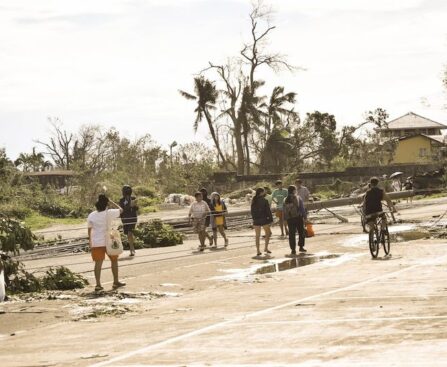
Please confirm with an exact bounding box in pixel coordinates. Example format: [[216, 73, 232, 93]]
[[2, 196, 447, 366]]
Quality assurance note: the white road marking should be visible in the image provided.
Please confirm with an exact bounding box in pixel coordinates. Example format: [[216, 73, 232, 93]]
[[324, 294, 447, 300], [90, 259, 440, 367], [235, 315, 447, 325]]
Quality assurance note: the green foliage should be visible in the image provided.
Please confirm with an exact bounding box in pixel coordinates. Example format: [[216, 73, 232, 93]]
[[24, 213, 84, 231], [134, 219, 183, 247], [35, 198, 74, 218], [314, 179, 357, 198], [2, 257, 88, 294], [133, 185, 157, 198], [313, 189, 337, 200], [226, 187, 254, 199], [2, 257, 41, 293], [0, 215, 35, 254], [159, 142, 216, 193], [41, 266, 88, 290], [0, 202, 32, 220]]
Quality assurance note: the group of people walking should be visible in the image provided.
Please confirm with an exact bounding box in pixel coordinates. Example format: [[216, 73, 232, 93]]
[[86, 173, 402, 291], [87, 180, 311, 292], [188, 188, 229, 251], [250, 179, 311, 257], [187, 179, 312, 257]]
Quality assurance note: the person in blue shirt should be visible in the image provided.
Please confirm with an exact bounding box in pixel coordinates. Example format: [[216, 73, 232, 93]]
[[272, 180, 289, 237]]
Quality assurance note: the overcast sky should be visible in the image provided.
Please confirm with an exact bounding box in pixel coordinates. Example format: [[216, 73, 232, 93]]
[[1, 0, 447, 160]]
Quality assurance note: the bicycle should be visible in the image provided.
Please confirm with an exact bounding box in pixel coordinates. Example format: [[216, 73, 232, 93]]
[[365, 211, 391, 258]]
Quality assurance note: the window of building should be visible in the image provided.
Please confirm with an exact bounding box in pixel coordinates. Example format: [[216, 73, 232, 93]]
[[419, 148, 427, 157]]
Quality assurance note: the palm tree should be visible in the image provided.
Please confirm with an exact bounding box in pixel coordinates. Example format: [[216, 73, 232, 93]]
[[14, 153, 33, 172], [15, 147, 52, 172], [237, 80, 265, 175], [260, 86, 297, 138], [179, 77, 234, 168]]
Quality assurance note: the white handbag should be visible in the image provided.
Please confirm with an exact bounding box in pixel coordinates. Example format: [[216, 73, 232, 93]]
[[0, 269, 5, 302], [105, 210, 123, 256]]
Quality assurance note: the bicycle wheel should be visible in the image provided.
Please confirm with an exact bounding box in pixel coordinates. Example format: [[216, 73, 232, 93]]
[[369, 228, 379, 258], [381, 224, 391, 255]]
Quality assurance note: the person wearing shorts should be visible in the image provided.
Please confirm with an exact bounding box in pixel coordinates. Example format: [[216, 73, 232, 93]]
[[88, 194, 126, 292], [119, 185, 138, 256], [209, 192, 229, 248], [188, 192, 211, 251], [272, 180, 289, 236], [251, 187, 273, 256]]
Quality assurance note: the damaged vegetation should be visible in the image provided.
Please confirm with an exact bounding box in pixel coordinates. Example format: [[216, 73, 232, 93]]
[[2, 256, 88, 294], [41, 266, 88, 290], [124, 219, 184, 249]]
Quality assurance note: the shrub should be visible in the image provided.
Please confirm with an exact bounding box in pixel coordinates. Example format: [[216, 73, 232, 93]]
[[0, 203, 32, 220], [134, 219, 183, 247], [137, 196, 159, 214], [0, 215, 35, 254], [35, 199, 73, 218], [2, 257, 41, 293], [133, 185, 157, 198], [41, 266, 88, 290]]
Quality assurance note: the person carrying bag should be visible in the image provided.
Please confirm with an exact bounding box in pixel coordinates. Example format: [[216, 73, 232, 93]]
[[88, 194, 126, 292]]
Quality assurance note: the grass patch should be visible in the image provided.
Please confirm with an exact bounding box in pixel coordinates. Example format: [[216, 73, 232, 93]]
[[24, 212, 85, 231], [413, 192, 447, 201]]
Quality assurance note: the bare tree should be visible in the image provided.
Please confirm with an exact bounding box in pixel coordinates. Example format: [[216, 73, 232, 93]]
[[36, 118, 74, 170], [202, 0, 298, 175]]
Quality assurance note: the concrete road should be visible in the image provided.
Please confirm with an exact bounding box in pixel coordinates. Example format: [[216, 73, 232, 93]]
[[1, 197, 447, 366]]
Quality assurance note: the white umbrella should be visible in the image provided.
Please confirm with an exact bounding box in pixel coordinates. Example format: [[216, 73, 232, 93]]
[[390, 171, 404, 179]]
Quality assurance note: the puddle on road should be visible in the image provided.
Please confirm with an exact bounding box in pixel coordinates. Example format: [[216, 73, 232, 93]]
[[255, 254, 340, 275], [343, 224, 431, 248], [212, 253, 344, 282], [390, 231, 429, 243]]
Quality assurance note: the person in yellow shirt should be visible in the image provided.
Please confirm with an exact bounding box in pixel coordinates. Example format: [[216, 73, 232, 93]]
[[210, 192, 229, 248]]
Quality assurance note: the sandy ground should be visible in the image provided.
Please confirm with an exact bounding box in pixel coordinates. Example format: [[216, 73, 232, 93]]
[[1, 196, 447, 366]]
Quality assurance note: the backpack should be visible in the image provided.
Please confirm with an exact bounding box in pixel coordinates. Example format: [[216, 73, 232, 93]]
[[284, 200, 299, 219]]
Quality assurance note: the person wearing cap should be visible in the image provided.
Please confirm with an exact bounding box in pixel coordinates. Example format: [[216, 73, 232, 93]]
[[295, 178, 311, 205], [209, 192, 229, 248], [87, 194, 126, 291], [272, 180, 289, 236], [119, 185, 138, 256], [199, 188, 214, 246]]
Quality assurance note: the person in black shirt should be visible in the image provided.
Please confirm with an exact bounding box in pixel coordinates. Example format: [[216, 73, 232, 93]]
[[119, 185, 138, 256], [251, 187, 273, 256], [363, 177, 396, 225]]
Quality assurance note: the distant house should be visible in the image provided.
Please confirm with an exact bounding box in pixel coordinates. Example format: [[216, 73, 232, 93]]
[[25, 170, 76, 190], [379, 112, 447, 164], [392, 134, 446, 164], [379, 112, 447, 139]]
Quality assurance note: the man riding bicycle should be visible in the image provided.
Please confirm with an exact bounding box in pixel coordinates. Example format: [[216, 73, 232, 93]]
[[362, 177, 397, 226]]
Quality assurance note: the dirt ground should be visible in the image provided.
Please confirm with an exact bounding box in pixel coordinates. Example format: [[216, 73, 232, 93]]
[[1, 196, 447, 366]]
